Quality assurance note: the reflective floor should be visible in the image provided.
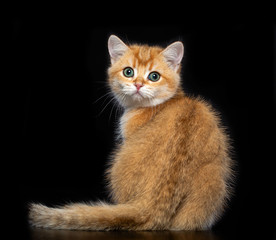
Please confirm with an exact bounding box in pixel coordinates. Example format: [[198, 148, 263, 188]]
[[30, 228, 221, 240]]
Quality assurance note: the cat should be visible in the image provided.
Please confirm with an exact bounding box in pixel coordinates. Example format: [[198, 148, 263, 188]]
[[29, 35, 234, 231]]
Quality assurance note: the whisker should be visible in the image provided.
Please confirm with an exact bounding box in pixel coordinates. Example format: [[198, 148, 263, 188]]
[[109, 98, 122, 122], [115, 104, 122, 121], [117, 92, 127, 107], [109, 102, 116, 122], [93, 91, 113, 104], [96, 96, 117, 117], [114, 98, 124, 121], [104, 92, 126, 121]]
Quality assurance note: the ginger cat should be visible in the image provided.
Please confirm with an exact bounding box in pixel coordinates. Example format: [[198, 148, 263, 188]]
[[29, 35, 233, 231]]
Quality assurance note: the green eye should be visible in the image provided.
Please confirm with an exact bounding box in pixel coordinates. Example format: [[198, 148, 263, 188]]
[[123, 67, 134, 78], [148, 72, 160, 82]]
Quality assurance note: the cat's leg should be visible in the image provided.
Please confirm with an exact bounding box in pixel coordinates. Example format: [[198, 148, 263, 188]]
[[29, 202, 152, 231], [169, 163, 228, 230]]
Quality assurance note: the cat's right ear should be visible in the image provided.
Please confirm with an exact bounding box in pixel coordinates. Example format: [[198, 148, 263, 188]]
[[108, 35, 129, 64]]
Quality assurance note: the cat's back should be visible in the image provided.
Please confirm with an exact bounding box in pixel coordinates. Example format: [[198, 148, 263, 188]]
[[143, 94, 229, 169], [155, 94, 220, 133], [109, 95, 230, 203], [120, 94, 224, 159]]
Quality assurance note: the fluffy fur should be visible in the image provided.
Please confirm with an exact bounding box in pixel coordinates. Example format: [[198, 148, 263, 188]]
[[29, 35, 234, 231]]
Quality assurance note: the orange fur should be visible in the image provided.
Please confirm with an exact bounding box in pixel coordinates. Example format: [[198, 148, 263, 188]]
[[29, 35, 234, 231]]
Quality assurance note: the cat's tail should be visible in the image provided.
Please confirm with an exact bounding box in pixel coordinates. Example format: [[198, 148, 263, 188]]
[[29, 202, 151, 231]]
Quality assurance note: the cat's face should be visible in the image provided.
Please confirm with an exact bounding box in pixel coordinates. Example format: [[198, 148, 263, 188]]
[[107, 35, 184, 108]]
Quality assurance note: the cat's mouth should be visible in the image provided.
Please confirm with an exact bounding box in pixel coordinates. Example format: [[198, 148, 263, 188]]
[[132, 91, 145, 100], [133, 91, 143, 97], [117, 83, 156, 106]]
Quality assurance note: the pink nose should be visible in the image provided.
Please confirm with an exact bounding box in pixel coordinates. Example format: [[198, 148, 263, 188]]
[[134, 83, 143, 91]]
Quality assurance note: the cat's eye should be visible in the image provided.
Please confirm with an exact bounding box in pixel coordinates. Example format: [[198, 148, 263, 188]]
[[148, 72, 160, 82], [123, 67, 134, 78]]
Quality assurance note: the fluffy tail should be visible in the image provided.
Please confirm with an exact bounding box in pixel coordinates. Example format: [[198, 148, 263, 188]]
[[29, 202, 150, 231]]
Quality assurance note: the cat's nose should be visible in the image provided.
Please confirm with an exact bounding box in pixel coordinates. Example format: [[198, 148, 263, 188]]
[[134, 83, 143, 91]]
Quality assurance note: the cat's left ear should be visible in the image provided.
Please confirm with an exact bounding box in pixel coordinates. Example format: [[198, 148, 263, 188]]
[[161, 41, 184, 71], [108, 35, 129, 64]]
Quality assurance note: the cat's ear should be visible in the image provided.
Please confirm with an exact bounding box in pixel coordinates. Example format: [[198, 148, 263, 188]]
[[161, 41, 184, 71], [108, 35, 129, 64]]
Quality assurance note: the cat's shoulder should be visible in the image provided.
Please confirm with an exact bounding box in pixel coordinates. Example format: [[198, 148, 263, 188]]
[[171, 95, 219, 122], [172, 95, 213, 111]]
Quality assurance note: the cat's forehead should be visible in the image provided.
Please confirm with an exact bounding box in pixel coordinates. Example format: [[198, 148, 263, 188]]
[[128, 45, 163, 67]]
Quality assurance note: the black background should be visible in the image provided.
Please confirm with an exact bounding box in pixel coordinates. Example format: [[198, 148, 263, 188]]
[[11, 12, 275, 240]]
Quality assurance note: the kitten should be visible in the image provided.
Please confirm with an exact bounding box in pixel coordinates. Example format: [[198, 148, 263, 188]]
[[29, 35, 234, 231]]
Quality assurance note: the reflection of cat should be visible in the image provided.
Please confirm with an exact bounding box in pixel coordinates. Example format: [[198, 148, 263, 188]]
[[31, 228, 217, 240], [29, 35, 234, 231]]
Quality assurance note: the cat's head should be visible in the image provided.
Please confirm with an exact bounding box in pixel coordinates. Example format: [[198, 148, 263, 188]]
[[107, 35, 184, 108]]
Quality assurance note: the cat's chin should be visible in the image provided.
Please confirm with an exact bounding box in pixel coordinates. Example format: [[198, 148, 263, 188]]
[[118, 94, 168, 109], [132, 92, 145, 101]]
